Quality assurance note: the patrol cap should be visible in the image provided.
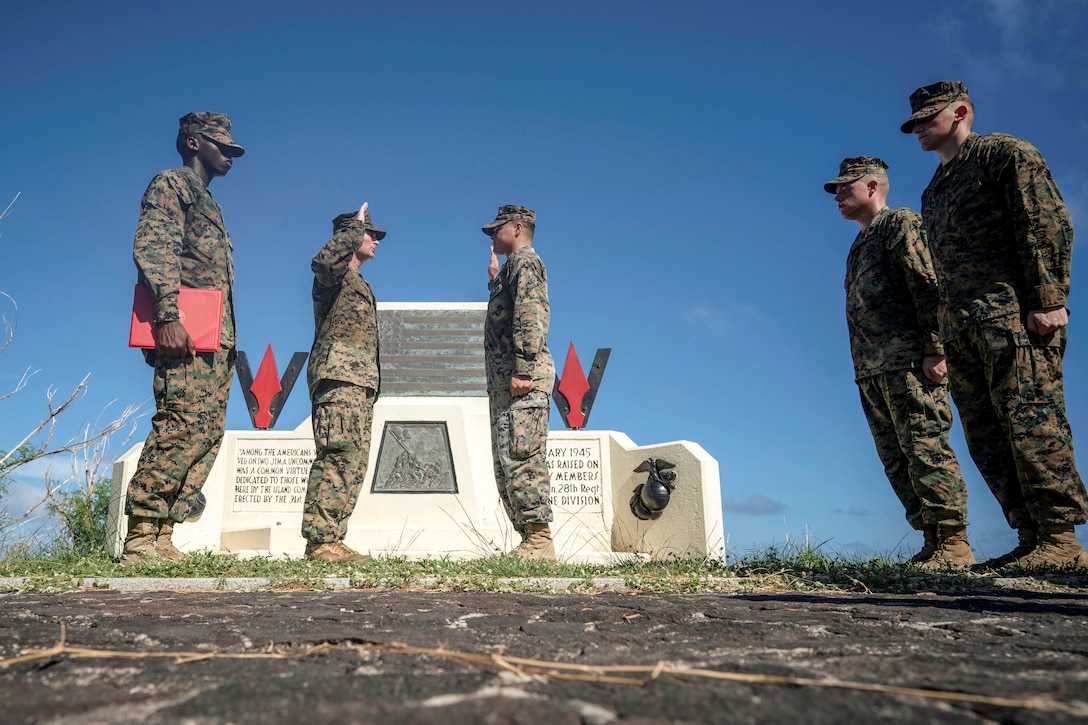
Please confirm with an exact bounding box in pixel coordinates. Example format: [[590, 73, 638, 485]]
[[333, 208, 387, 240], [900, 81, 971, 133], [823, 156, 889, 194], [481, 204, 536, 236], [178, 112, 245, 156]]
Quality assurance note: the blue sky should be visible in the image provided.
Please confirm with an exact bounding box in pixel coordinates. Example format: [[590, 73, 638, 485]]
[[2, 0, 1086, 559]]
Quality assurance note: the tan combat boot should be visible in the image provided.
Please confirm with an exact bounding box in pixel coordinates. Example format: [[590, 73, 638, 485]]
[[122, 516, 160, 562], [973, 528, 1036, 571], [305, 540, 371, 563], [916, 525, 976, 570], [1013, 524, 1088, 569], [155, 519, 187, 562], [515, 523, 556, 562], [909, 527, 938, 564]]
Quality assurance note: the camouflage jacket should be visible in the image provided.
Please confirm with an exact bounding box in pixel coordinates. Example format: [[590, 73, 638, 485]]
[[133, 166, 236, 346], [922, 132, 1074, 340], [306, 218, 380, 396], [844, 207, 943, 380], [485, 246, 555, 393]]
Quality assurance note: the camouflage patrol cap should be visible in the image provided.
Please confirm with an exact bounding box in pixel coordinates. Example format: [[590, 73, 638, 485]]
[[481, 204, 536, 236], [823, 156, 889, 194], [333, 208, 387, 240], [899, 81, 971, 133], [178, 112, 245, 156]]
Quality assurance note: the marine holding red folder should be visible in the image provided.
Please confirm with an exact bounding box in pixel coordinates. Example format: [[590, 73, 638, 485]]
[[129, 284, 223, 353], [120, 112, 244, 564]]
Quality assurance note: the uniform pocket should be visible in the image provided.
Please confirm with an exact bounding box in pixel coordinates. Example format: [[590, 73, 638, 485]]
[[156, 356, 190, 411], [312, 404, 353, 453], [904, 370, 952, 441], [1013, 337, 1065, 405], [184, 209, 226, 262], [509, 405, 548, 461]]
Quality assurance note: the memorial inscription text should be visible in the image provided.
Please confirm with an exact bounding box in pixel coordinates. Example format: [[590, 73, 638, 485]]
[[546, 440, 603, 512], [232, 443, 316, 512]]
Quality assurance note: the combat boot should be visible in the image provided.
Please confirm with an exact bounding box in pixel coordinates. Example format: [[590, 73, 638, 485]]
[[305, 540, 371, 563], [155, 519, 187, 562], [909, 527, 938, 564], [122, 516, 160, 562], [916, 525, 975, 570], [1012, 524, 1088, 569], [973, 528, 1036, 571], [514, 522, 556, 562]]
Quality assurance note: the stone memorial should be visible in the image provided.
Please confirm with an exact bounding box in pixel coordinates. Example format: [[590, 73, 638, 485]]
[[109, 302, 724, 562]]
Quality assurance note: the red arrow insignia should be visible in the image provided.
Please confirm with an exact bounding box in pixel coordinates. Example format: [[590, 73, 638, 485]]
[[249, 343, 282, 429], [557, 342, 591, 429]]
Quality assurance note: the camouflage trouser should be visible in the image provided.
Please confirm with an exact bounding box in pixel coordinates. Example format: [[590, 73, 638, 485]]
[[489, 388, 552, 528], [125, 348, 234, 522], [946, 316, 1087, 528], [857, 369, 968, 529], [302, 381, 375, 543]]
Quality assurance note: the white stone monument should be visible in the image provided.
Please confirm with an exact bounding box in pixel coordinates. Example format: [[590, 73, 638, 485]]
[[109, 303, 724, 563]]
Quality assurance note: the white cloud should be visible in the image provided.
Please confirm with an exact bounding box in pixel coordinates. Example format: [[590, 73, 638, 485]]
[[6, 455, 74, 483], [4, 478, 47, 514], [724, 494, 788, 516], [832, 507, 873, 517], [945, 0, 1088, 89], [835, 540, 880, 557], [983, 0, 1028, 41], [1, 453, 84, 534]]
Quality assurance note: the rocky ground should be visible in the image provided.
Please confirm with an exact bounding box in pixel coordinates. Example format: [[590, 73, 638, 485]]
[[2, 582, 1087, 724]]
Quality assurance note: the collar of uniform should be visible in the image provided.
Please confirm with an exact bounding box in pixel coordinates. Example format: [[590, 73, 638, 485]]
[[942, 132, 980, 170], [929, 132, 981, 189], [176, 165, 225, 232], [178, 164, 210, 191], [508, 245, 537, 259], [862, 206, 892, 235]]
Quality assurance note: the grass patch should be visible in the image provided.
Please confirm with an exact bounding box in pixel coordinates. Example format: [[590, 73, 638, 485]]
[[2, 546, 1086, 594]]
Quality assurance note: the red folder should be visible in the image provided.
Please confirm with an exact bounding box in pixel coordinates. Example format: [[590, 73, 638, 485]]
[[129, 284, 224, 353]]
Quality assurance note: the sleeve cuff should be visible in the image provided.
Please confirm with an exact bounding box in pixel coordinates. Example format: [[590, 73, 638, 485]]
[[155, 292, 180, 323], [1034, 284, 1069, 310]]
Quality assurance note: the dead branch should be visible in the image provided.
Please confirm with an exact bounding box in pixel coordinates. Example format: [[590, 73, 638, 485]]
[[1, 384, 145, 537], [0, 192, 18, 223], [0, 291, 16, 356], [1, 624, 1087, 717], [1, 375, 97, 475], [0, 365, 34, 405]]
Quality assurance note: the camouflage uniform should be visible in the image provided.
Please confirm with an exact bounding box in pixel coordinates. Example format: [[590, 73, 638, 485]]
[[127, 157, 238, 522], [842, 202, 968, 530], [483, 207, 555, 528], [921, 131, 1086, 529], [302, 212, 384, 544]]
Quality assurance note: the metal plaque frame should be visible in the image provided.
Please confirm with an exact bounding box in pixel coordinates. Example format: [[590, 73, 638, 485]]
[[371, 421, 458, 494]]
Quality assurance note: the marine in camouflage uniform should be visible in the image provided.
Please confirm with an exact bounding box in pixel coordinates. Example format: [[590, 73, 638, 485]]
[[301, 204, 386, 563], [904, 80, 1087, 568], [123, 112, 244, 563], [482, 205, 557, 561], [826, 157, 972, 567]]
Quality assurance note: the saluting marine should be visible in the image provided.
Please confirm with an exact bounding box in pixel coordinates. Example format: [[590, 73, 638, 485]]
[[301, 202, 386, 562], [482, 204, 557, 561]]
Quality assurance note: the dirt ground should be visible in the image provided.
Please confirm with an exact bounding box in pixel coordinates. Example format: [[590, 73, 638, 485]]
[[2, 583, 1088, 724]]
